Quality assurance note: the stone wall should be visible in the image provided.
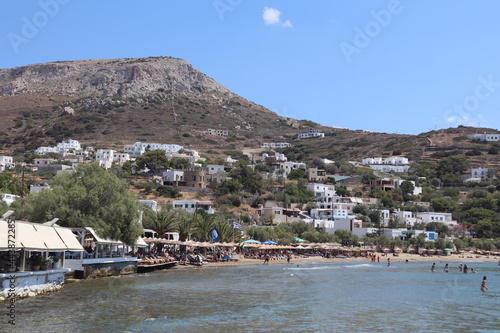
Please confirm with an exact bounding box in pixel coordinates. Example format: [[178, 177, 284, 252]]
[[0, 269, 69, 302], [82, 258, 138, 279]]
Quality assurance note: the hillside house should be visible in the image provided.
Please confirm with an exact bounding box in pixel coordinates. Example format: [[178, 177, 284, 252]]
[[306, 168, 327, 182], [0, 156, 14, 171], [298, 128, 325, 139], [261, 142, 291, 149], [469, 133, 500, 141], [162, 170, 184, 186], [172, 200, 215, 214], [307, 183, 336, 197], [124, 142, 183, 157]]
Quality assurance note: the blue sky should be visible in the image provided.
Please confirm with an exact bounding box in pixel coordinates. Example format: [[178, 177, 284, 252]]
[[2, 1, 500, 135]]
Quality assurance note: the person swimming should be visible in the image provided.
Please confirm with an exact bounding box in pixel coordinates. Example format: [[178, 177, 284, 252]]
[[444, 264, 449, 272]]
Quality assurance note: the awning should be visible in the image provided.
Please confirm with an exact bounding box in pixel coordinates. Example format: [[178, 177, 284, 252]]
[[17, 222, 50, 251], [86, 227, 123, 245], [0, 220, 84, 252], [135, 237, 148, 248], [32, 223, 68, 251], [54, 226, 85, 251], [0, 220, 9, 251]]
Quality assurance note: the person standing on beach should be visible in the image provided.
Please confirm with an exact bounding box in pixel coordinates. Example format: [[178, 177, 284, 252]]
[[431, 263, 435, 272], [481, 276, 488, 292], [377, 256, 380, 263], [264, 253, 270, 265]]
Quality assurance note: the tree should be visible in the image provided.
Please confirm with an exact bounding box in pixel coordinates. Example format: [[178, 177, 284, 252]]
[[436, 156, 469, 184], [287, 168, 306, 180], [195, 212, 216, 242], [431, 197, 457, 213], [175, 213, 195, 242], [135, 149, 169, 173], [142, 208, 177, 237], [0, 172, 27, 195], [399, 181, 415, 200], [142, 208, 177, 251], [12, 163, 142, 245]]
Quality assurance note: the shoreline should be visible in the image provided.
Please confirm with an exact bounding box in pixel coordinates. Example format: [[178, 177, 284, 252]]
[[172, 253, 500, 270]]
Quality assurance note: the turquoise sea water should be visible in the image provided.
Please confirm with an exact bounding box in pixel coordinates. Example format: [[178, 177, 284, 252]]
[[6, 260, 500, 333]]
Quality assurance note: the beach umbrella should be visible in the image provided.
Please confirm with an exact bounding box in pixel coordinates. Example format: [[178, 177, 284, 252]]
[[262, 240, 278, 245], [242, 239, 260, 244]]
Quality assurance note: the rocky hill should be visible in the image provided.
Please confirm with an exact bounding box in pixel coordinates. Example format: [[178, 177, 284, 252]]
[[0, 57, 499, 169]]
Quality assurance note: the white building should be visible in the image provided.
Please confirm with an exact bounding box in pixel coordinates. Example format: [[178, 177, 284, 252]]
[[35, 139, 81, 156], [416, 212, 457, 227], [362, 157, 383, 165], [30, 185, 52, 193], [471, 168, 489, 181], [307, 183, 336, 198], [162, 170, 184, 184], [277, 161, 307, 176], [95, 149, 115, 170], [394, 179, 422, 195], [0, 156, 14, 171], [298, 128, 325, 139], [139, 199, 158, 212], [114, 153, 130, 164], [207, 165, 225, 175], [172, 200, 215, 214], [368, 165, 410, 173], [261, 142, 292, 149], [57, 139, 81, 151], [124, 142, 184, 157], [469, 133, 500, 141], [1, 193, 20, 206]]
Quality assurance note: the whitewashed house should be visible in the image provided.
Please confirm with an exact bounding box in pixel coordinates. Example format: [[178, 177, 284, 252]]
[[416, 212, 457, 227], [206, 165, 225, 175], [307, 183, 336, 197], [469, 133, 500, 141], [298, 128, 325, 139], [172, 200, 215, 214], [124, 142, 183, 157], [162, 170, 184, 185], [1, 193, 20, 206], [0, 156, 14, 171], [139, 199, 158, 212]]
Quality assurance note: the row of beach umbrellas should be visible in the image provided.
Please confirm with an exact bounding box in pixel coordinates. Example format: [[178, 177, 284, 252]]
[[143, 237, 238, 247]]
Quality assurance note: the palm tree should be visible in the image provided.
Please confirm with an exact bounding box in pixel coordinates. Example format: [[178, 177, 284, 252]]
[[142, 209, 177, 252], [195, 212, 216, 242], [176, 213, 195, 253], [214, 220, 233, 243], [143, 209, 177, 237]]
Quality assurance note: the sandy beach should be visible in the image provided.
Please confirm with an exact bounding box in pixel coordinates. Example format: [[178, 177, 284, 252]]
[[176, 252, 500, 270]]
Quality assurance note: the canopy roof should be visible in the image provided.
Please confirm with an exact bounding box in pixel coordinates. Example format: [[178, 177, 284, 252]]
[[85, 227, 123, 245], [0, 220, 84, 252]]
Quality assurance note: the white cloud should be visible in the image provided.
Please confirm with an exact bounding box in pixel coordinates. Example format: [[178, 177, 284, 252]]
[[262, 7, 292, 28], [282, 20, 293, 28], [263, 7, 281, 25]]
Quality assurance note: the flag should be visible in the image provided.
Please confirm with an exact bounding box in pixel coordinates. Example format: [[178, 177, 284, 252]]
[[233, 222, 243, 230], [211, 226, 219, 242]]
